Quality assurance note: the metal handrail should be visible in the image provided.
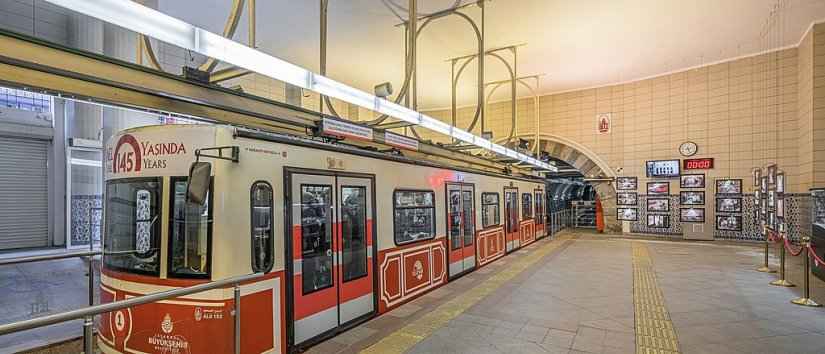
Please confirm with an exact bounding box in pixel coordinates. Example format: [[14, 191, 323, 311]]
[[0, 271, 264, 354], [0, 249, 101, 266]]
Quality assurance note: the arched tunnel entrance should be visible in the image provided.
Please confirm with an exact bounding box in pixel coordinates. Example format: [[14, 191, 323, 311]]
[[501, 134, 621, 233]]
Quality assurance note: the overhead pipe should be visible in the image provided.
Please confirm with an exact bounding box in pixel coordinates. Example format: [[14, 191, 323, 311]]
[[198, 0, 246, 73], [368, 2, 484, 126]]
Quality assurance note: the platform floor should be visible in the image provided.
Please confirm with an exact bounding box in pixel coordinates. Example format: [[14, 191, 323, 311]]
[[306, 231, 825, 354]]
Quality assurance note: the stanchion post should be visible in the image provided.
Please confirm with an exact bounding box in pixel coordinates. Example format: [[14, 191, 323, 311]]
[[792, 236, 821, 307], [83, 315, 93, 354], [770, 231, 795, 287], [234, 284, 241, 354], [757, 225, 776, 273]]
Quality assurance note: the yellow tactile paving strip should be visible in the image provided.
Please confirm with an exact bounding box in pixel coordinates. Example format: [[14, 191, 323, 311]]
[[360, 234, 574, 354], [632, 242, 681, 354]]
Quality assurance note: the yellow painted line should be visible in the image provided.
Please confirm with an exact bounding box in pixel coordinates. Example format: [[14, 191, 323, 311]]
[[360, 234, 574, 354], [632, 242, 681, 354]]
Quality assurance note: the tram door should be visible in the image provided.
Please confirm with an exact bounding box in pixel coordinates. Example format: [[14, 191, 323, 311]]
[[447, 183, 475, 278], [288, 173, 375, 347], [504, 188, 520, 252]]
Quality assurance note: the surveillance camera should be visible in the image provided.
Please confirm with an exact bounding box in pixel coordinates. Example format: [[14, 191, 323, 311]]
[[374, 82, 393, 98]]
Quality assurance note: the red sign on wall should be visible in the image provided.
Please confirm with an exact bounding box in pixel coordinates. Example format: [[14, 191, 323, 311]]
[[684, 158, 714, 170]]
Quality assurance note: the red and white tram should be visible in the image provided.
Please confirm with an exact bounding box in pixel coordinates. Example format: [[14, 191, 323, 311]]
[[99, 124, 547, 353]]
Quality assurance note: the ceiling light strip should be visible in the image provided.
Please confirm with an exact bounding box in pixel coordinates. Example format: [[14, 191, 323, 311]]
[[45, 0, 556, 171]]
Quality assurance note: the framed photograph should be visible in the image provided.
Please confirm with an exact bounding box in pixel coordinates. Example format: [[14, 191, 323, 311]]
[[776, 171, 785, 194], [717, 215, 742, 231], [767, 164, 777, 185], [752, 168, 761, 187], [680, 208, 705, 223], [768, 190, 776, 209], [617, 192, 638, 206], [646, 160, 680, 178], [680, 174, 705, 188], [617, 208, 638, 221], [716, 197, 742, 213], [680, 191, 705, 205], [760, 176, 768, 194], [716, 179, 742, 195], [647, 182, 670, 196], [777, 197, 785, 219], [760, 197, 767, 218], [647, 214, 670, 228], [647, 198, 670, 212], [616, 177, 638, 190], [767, 211, 776, 230]]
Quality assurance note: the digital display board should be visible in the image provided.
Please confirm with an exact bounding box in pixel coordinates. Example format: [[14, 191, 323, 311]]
[[684, 158, 714, 170], [646, 160, 680, 178]]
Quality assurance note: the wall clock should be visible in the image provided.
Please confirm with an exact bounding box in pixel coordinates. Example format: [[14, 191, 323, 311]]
[[679, 141, 698, 157]]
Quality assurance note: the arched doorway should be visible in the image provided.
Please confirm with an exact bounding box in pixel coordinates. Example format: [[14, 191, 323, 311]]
[[500, 134, 620, 233]]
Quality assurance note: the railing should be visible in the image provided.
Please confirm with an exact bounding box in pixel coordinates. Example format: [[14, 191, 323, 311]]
[[0, 250, 264, 354], [0, 249, 101, 315], [548, 209, 573, 236]]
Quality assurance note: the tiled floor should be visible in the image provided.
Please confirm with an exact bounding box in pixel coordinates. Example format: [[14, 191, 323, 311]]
[[306, 231, 825, 354], [4, 231, 825, 353]]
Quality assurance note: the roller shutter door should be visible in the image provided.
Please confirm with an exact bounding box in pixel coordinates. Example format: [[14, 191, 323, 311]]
[[0, 136, 49, 249]]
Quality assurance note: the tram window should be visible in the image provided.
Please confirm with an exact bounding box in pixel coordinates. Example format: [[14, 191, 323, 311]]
[[449, 190, 461, 250], [505, 191, 519, 233], [301, 184, 333, 294], [393, 190, 436, 245], [535, 192, 544, 225], [341, 186, 367, 281], [169, 177, 212, 278], [251, 182, 273, 273], [522, 193, 533, 219], [104, 178, 161, 275], [481, 193, 500, 228], [462, 190, 474, 246]]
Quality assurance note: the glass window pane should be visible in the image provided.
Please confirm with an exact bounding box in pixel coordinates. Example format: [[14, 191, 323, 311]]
[[301, 185, 333, 294], [251, 182, 273, 273], [394, 190, 436, 244], [169, 179, 212, 278], [535, 192, 544, 225], [341, 186, 367, 282], [505, 192, 519, 233], [449, 190, 462, 250], [462, 191, 474, 246], [104, 178, 161, 275], [70, 149, 103, 247], [481, 193, 500, 228], [522, 193, 533, 219]]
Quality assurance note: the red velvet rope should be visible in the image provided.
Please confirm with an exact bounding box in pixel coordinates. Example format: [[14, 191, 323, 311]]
[[766, 230, 782, 243], [783, 237, 804, 257], [809, 244, 825, 269]]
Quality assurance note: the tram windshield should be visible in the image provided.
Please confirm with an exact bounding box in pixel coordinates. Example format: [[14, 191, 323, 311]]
[[104, 178, 162, 275]]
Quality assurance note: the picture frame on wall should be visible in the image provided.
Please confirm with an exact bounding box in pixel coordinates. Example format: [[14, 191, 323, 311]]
[[768, 190, 776, 209], [647, 214, 670, 228], [752, 168, 761, 187], [767, 164, 777, 185], [617, 192, 638, 206], [680, 191, 705, 205], [777, 197, 785, 219], [617, 208, 638, 221], [680, 208, 705, 223], [716, 179, 742, 195], [760, 176, 768, 194], [616, 177, 638, 190], [647, 182, 670, 196], [767, 211, 776, 230], [647, 198, 670, 212], [717, 215, 742, 231], [716, 197, 742, 213], [680, 174, 705, 188], [776, 171, 785, 194]]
